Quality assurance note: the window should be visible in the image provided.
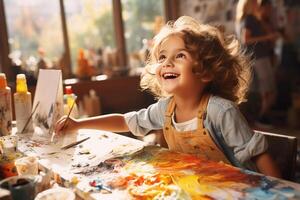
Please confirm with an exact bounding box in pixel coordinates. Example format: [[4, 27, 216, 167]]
[[4, 0, 64, 75], [122, 0, 165, 69], [0, 0, 176, 80], [64, 0, 115, 75]]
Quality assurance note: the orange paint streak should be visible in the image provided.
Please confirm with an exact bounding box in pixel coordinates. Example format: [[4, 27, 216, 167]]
[[149, 150, 260, 186], [109, 146, 262, 199], [111, 173, 175, 199]]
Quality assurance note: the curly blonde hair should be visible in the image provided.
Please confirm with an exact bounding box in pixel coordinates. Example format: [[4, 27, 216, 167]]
[[140, 16, 252, 104]]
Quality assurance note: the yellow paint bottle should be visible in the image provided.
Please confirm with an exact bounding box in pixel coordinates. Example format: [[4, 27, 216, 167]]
[[14, 74, 33, 133], [64, 86, 78, 118]]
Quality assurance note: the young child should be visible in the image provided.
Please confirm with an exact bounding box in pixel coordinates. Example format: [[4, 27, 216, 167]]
[[55, 16, 280, 178]]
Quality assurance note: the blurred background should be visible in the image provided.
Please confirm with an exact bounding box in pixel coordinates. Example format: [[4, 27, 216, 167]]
[[0, 0, 299, 133]]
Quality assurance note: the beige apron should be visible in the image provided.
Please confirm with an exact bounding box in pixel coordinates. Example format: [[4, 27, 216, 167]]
[[163, 94, 230, 164]]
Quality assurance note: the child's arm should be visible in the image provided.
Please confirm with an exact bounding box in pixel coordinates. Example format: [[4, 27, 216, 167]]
[[253, 152, 282, 178], [54, 114, 129, 135]]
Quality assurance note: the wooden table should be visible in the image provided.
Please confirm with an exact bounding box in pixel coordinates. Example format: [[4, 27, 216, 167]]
[[17, 129, 300, 200]]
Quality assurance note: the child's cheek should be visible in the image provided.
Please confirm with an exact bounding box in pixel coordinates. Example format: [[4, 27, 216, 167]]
[[155, 72, 162, 84], [155, 67, 161, 84]]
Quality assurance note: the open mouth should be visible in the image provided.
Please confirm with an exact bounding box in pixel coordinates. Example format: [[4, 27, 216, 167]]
[[162, 73, 179, 79]]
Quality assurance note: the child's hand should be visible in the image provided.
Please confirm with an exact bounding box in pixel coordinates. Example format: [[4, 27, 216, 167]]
[[54, 116, 79, 135]]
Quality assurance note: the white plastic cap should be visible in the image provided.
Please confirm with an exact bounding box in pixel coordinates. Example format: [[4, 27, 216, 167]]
[[89, 89, 96, 97], [17, 74, 26, 80], [0, 73, 6, 79]]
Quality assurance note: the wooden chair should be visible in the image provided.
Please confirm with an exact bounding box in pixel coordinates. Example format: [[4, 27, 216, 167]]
[[254, 130, 298, 181]]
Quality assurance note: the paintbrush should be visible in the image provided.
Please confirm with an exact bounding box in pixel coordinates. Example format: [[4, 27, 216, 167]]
[[51, 97, 77, 142], [61, 136, 90, 150], [20, 101, 40, 134], [61, 97, 77, 130]]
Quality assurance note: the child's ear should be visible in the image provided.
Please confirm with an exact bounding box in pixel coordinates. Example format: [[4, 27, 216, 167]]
[[192, 62, 202, 74], [193, 64, 213, 83], [201, 74, 213, 83], [194, 72, 213, 83]]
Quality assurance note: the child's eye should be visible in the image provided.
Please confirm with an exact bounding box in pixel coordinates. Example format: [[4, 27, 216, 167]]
[[176, 53, 186, 59], [158, 55, 166, 62]]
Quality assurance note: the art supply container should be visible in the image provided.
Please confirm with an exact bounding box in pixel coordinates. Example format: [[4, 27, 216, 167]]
[[0, 158, 19, 179], [14, 74, 33, 133], [0, 135, 18, 155], [0, 187, 12, 199], [15, 156, 38, 176], [0, 175, 39, 200], [0, 135, 22, 178], [64, 86, 78, 118], [34, 187, 75, 200], [0, 73, 12, 136], [83, 89, 101, 117]]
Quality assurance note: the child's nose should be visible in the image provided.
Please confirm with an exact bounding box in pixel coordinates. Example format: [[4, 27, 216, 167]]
[[162, 58, 173, 68]]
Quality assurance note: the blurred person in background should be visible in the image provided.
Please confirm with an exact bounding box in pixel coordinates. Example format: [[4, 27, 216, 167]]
[[235, 0, 279, 127]]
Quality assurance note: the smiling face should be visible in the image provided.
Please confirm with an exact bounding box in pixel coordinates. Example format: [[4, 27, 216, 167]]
[[155, 34, 206, 97]]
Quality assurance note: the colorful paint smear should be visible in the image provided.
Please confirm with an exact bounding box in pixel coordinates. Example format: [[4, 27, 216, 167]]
[[90, 146, 300, 200]]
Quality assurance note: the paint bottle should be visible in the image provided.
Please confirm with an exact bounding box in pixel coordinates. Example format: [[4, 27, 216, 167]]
[[14, 74, 33, 133], [90, 89, 101, 116], [0, 73, 12, 136], [64, 86, 78, 118], [83, 89, 101, 117]]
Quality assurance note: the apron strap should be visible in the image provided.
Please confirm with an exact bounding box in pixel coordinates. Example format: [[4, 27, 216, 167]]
[[165, 97, 175, 117], [197, 93, 210, 129], [164, 97, 175, 129], [165, 95, 210, 128]]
